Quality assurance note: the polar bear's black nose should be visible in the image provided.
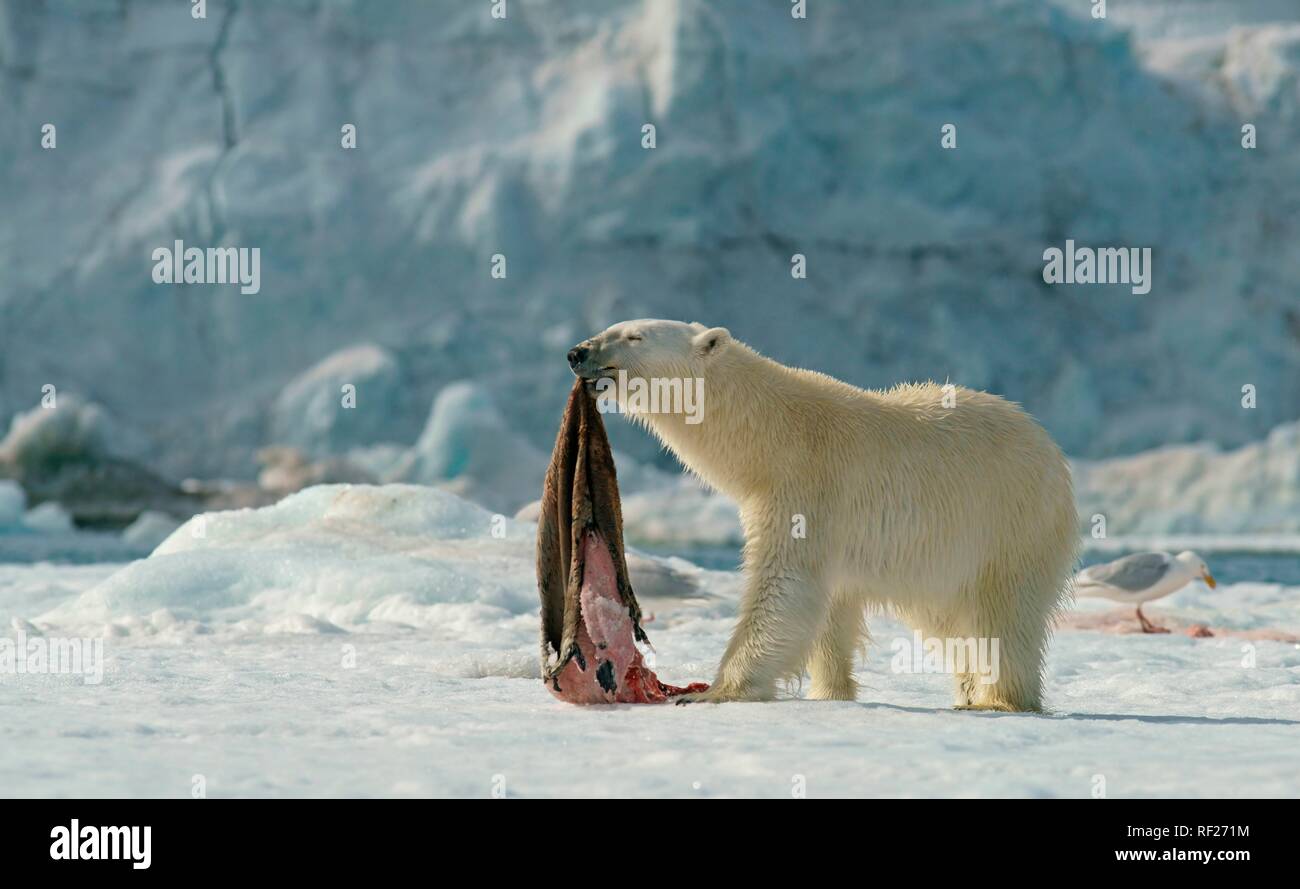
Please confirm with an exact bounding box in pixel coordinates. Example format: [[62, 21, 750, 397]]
[[567, 345, 589, 368]]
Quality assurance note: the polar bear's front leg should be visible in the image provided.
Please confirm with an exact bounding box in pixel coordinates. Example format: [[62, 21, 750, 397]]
[[678, 564, 827, 704]]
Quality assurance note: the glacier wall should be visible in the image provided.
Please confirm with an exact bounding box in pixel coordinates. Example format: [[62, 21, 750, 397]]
[[1, 0, 1298, 482]]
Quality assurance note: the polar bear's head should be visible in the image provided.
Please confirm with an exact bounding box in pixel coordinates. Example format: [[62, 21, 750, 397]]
[[567, 319, 731, 381]]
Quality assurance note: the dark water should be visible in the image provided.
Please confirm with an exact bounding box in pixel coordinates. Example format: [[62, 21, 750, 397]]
[[640, 543, 1300, 587], [638, 543, 745, 572], [0, 533, 153, 565]]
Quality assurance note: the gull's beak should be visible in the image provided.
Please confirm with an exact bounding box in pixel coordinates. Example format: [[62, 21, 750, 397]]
[[1203, 571, 1217, 589]]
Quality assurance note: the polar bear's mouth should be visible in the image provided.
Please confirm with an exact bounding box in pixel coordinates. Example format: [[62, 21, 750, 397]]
[[575, 365, 618, 380]]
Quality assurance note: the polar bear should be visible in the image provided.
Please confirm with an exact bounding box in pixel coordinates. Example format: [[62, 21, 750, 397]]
[[567, 319, 1078, 711]]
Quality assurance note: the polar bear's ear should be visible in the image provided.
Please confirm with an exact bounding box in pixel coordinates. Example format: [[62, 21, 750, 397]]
[[692, 326, 731, 358]]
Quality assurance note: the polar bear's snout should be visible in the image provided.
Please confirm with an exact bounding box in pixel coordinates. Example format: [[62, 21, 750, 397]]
[[568, 338, 615, 380], [567, 344, 590, 369], [567, 341, 601, 379]]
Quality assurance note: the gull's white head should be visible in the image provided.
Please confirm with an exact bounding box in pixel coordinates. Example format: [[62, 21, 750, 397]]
[[1175, 550, 1217, 589]]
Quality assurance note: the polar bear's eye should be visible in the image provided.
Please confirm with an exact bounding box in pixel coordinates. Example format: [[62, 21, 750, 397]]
[[625, 334, 643, 342]]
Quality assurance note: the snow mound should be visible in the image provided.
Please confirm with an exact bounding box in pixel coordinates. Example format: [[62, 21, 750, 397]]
[[0, 480, 26, 529], [121, 510, 182, 551], [39, 485, 531, 637], [1074, 421, 1300, 533], [621, 481, 743, 547], [35, 485, 730, 652], [1219, 25, 1300, 121], [269, 344, 408, 457], [21, 501, 75, 534], [0, 397, 197, 529], [0, 480, 75, 535], [0, 397, 148, 470], [388, 383, 550, 515]]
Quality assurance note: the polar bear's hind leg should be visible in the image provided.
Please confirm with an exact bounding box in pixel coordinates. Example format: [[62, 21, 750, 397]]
[[806, 593, 867, 701], [954, 559, 1068, 713]]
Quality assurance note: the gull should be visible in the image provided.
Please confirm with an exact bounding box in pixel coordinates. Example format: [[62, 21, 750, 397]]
[[1074, 550, 1217, 633]]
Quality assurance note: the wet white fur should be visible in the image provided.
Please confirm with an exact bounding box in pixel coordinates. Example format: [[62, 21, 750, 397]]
[[576, 319, 1078, 710]]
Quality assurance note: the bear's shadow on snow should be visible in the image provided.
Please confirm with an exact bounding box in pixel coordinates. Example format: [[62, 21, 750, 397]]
[[856, 702, 1300, 727]]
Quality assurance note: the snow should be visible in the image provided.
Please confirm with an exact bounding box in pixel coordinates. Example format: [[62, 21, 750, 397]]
[[3, 0, 1299, 798], [268, 344, 410, 458], [0, 480, 75, 535], [387, 383, 551, 515], [121, 510, 182, 551], [21, 501, 75, 535], [32, 485, 727, 644], [621, 478, 744, 547], [1, 484, 1296, 798], [0, 562, 121, 630], [1075, 421, 1300, 533], [0, 481, 24, 529], [0, 397, 149, 470]]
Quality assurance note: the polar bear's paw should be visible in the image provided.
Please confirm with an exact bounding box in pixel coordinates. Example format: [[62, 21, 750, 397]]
[[954, 701, 1024, 713], [808, 680, 858, 701], [673, 689, 726, 705], [673, 686, 758, 705]]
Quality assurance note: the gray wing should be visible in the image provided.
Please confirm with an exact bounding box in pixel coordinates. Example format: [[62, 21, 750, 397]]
[[1083, 552, 1172, 591]]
